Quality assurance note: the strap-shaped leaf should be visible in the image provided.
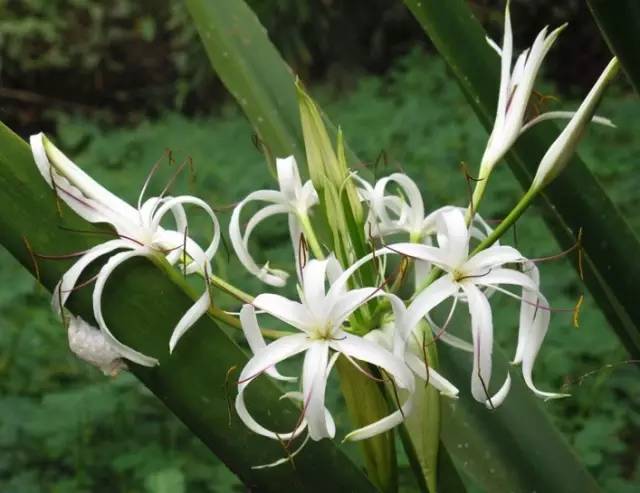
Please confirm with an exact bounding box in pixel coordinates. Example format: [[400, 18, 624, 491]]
[[0, 122, 375, 492], [588, 0, 640, 94], [404, 0, 640, 359], [439, 346, 599, 493]]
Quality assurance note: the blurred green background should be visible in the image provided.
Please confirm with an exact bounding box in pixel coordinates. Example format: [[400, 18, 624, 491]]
[[0, 0, 638, 491]]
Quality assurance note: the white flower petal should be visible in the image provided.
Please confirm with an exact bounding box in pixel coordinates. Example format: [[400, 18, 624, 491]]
[[462, 245, 524, 272], [519, 111, 615, 136], [252, 293, 314, 332], [236, 334, 311, 440], [251, 434, 311, 470], [472, 267, 539, 291], [327, 287, 385, 329], [435, 329, 474, 353], [92, 249, 159, 367], [276, 156, 304, 204], [462, 284, 494, 403], [30, 133, 136, 221], [404, 275, 459, 344], [301, 259, 329, 312], [484, 373, 512, 409], [168, 290, 211, 353], [435, 208, 470, 266], [373, 173, 425, 233], [302, 341, 331, 440], [52, 239, 132, 315], [330, 332, 413, 391], [239, 304, 296, 381], [229, 189, 289, 286], [518, 290, 569, 400], [151, 195, 221, 265], [405, 352, 459, 398]]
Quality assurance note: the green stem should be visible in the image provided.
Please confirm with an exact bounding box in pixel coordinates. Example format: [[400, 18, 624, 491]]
[[211, 274, 254, 304], [464, 173, 489, 226], [471, 188, 536, 255], [298, 212, 325, 259]]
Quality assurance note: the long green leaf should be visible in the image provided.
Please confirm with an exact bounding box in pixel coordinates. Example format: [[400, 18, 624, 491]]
[[0, 123, 375, 492], [184, 0, 603, 491], [403, 0, 640, 360], [439, 346, 599, 492], [587, 0, 640, 94]]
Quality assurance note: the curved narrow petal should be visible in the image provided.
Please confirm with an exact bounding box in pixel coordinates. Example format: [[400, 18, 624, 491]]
[[519, 111, 615, 135], [236, 334, 311, 440], [168, 291, 210, 353], [373, 173, 425, 232], [327, 287, 386, 329], [330, 332, 413, 391], [405, 352, 459, 398], [495, 0, 513, 128], [151, 195, 221, 263], [436, 329, 474, 353], [252, 434, 311, 470], [30, 133, 136, 220], [253, 293, 314, 332], [404, 276, 459, 344], [288, 212, 304, 282], [473, 267, 539, 291], [52, 239, 133, 314], [484, 373, 512, 409], [152, 229, 209, 271], [239, 304, 295, 381], [31, 135, 130, 229], [518, 291, 569, 400], [462, 245, 524, 273], [92, 249, 159, 367], [301, 259, 329, 312], [332, 333, 414, 441], [344, 389, 414, 442], [229, 190, 289, 286], [276, 156, 304, 204], [380, 243, 452, 269], [435, 208, 469, 266], [302, 341, 331, 440], [462, 284, 494, 403], [514, 262, 540, 364], [486, 35, 502, 56]]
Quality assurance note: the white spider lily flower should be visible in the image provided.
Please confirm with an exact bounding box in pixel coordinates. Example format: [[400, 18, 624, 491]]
[[366, 322, 459, 398], [229, 156, 318, 287], [67, 315, 127, 376], [480, 1, 566, 177], [235, 258, 414, 445], [381, 208, 565, 406], [30, 133, 221, 365], [531, 57, 619, 190]]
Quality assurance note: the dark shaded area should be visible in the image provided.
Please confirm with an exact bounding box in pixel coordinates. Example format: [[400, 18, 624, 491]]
[[0, 0, 611, 133]]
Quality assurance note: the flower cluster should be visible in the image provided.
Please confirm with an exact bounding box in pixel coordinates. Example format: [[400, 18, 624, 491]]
[[31, 133, 221, 371], [29, 1, 618, 468]]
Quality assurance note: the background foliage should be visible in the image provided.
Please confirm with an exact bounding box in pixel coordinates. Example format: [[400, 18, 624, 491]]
[[1, 1, 639, 492]]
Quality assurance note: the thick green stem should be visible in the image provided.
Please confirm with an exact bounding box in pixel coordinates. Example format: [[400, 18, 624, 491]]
[[471, 188, 537, 255]]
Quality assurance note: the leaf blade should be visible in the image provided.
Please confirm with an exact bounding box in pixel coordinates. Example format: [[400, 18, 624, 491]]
[[0, 122, 376, 492]]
